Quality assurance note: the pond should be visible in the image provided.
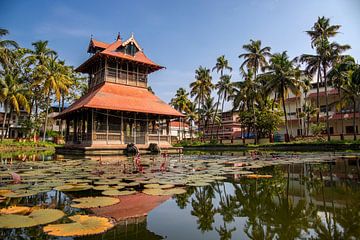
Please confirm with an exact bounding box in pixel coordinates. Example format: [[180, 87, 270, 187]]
[[0, 151, 360, 239]]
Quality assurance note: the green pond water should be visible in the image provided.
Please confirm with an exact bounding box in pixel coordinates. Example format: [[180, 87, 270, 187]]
[[0, 151, 360, 239]]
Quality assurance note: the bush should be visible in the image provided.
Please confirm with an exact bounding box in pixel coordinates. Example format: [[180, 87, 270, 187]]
[[310, 123, 326, 136], [46, 130, 60, 138]]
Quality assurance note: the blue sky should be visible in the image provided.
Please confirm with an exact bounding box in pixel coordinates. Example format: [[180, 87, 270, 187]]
[[1, 0, 359, 110]]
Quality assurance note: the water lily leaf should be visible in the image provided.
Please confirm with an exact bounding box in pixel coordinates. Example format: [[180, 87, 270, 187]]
[[54, 184, 92, 192], [43, 215, 114, 237], [0, 206, 31, 215], [71, 197, 120, 209], [29, 209, 65, 225], [2, 189, 39, 198], [93, 185, 113, 191], [143, 187, 186, 196], [0, 209, 64, 228], [0, 189, 12, 196], [245, 174, 272, 179]]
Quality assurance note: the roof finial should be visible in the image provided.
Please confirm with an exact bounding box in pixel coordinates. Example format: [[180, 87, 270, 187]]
[[131, 32, 134, 38], [117, 32, 121, 41], [90, 34, 93, 40]]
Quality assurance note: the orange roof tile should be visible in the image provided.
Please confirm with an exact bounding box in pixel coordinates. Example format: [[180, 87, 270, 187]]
[[170, 121, 189, 128], [307, 89, 338, 98], [79, 34, 163, 73], [57, 82, 184, 118], [91, 39, 110, 49]]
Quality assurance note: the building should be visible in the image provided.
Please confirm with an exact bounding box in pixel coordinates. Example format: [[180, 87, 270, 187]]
[[203, 111, 241, 140], [277, 80, 360, 140], [56, 33, 183, 151], [0, 108, 28, 139], [169, 121, 191, 141]]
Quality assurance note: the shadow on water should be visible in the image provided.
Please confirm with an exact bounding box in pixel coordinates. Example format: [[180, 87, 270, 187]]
[[0, 151, 360, 239]]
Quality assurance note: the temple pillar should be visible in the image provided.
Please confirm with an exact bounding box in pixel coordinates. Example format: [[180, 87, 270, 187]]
[[106, 110, 109, 144], [145, 114, 149, 145], [65, 119, 70, 142], [121, 112, 124, 144], [73, 114, 78, 143], [134, 114, 137, 144], [158, 116, 160, 144]]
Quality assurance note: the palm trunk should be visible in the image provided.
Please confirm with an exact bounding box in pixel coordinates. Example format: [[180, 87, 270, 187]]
[[253, 71, 258, 144], [316, 66, 321, 123], [323, 66, 330, 141], [1, 104, 8, 141], [42, 93, 51, 142], [353, 98, 356, 141], [218, 95, 226, 140], [5, 108, 12, 138], [211, 93, 221, 140], [281, 88, 290, 142]]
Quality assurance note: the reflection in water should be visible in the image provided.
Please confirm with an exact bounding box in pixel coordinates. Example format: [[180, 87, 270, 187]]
[[1, 152, 360, 239]]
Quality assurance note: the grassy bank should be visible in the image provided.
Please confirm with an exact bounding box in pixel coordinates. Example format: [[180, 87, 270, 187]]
[[0, 139, 61, 151], [176, 139, 360, 151]]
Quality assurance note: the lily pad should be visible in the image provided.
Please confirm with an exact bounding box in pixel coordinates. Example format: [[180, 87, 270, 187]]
[[43, 215, 114, 237], [71, 197, 120, 209], [0, 206, 31, 215], [54, 184, 92, 192], [0, 209, 64, 228]]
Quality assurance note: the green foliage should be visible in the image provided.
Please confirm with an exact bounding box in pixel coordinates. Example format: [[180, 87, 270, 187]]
[[46, 130, 60, 138], [310, 123, 326, 136]]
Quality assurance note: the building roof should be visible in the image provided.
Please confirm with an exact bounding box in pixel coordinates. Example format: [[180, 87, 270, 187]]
[[170, 121, 189, 128], [57, 82, 184, 118], [307, 88, 338, 98], [330, 112, 360, 120], [78, 34, 164, 73]]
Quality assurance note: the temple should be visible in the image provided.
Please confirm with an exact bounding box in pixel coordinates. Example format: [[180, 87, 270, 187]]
[[56, 33, 183, 153]]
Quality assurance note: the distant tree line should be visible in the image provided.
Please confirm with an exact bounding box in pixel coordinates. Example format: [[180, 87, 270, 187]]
[[0, 28, 87, 141], [170, 16, 360, 142]]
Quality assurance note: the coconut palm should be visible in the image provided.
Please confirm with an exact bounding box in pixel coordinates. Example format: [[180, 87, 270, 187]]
[[261, 52, 303, 142], [170, 87, 190, 113], [318, 39, 350, 140], [33, 56, 72, 141], [239, 40, 271, 143], [215, 75, 234, 139], [211, 56, 232, 139], [198, 97, 218, 135], [305, 16, 350, 141], [185, 102, 198, 139], [0, 73, 30, 140], [299, 53, 322, 123], [190, 66, 213, 135], [190, 66, 213, 110], [0, 28, 18, 70], [334, 59, 360, 140]]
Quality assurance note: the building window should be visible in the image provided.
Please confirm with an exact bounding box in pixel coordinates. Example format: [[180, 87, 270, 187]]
[[346, 126, 358, 134]]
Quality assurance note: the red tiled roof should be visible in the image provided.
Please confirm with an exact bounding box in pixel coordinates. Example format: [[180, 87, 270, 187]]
[[78, 35, 163, 73], [90, 39, 110, 49], [57, 82, 184, 118], [330, 112, 360, 120], [307, 89, 338, 98], [170, 121, 189, 128]]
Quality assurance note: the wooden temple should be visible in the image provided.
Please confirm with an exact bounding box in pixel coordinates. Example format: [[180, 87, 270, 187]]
[[56, 33, 183, 153]]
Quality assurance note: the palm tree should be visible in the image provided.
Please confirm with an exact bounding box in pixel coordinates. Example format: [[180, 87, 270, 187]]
[[299, 53, 322, 123], [33, 56, 72, 141], [318, 39, 350, 140], [198, 97, 218, 134], [0, 28, 18, 71], [333, 58, 360, 140], [190, 66, 213, 109], [239, 39, 271, 79], [170, 87, 190, 113], [262, 52, 303, 142], [215, 75, 234, 139], [232, 69, 258, 138], [305, 16, 350, 141], [190, 66, 213, 136], [211, 55, 232, 139], [185, 102, 198, 139], [239, 39, 271, 143], [0, 73, 30, 140]]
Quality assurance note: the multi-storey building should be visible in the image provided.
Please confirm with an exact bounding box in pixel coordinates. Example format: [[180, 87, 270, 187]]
[[277, 81, 359, 140], [203, 111, 241, 140]]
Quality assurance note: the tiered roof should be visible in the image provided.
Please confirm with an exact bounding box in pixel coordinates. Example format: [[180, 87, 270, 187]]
[[77, 33, 164, 73], [57, 82, 183, 117]]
